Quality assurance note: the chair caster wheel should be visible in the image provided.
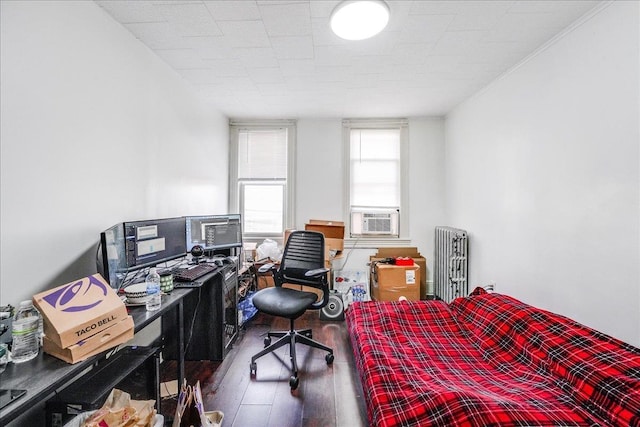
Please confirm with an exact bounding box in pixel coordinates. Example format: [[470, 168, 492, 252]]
[[289, 375, 299, 390], [250, 362, 257, 377], [264, 336, 271, 347], [325, 353, 334, 365]]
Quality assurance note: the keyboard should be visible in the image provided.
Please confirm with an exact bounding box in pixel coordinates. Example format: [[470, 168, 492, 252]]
[[172, 263, 218, 283]]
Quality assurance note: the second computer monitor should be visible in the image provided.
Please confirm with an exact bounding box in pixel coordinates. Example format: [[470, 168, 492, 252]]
[[124, 217, 187, 269], [186, 214, 242, 254]]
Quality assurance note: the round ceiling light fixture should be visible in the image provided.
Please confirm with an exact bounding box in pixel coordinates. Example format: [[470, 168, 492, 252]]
[[330, 0, 390, 41]]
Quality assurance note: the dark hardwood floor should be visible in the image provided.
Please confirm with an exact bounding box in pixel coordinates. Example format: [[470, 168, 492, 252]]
[[159, 311, 368, 427]]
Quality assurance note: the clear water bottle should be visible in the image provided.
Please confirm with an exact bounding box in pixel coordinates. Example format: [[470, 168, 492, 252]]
[[11, 300, 41, 363], [145, 267, 161, 311]]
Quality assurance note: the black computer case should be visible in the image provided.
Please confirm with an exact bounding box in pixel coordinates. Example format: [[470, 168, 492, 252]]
[[163, 264, 238, 361]]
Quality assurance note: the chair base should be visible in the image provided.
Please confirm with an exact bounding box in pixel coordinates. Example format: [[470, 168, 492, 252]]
[[250, 320, 334, 390]]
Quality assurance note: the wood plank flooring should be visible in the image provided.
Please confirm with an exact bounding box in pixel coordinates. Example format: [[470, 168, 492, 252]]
[[160, 312, 368, 427]]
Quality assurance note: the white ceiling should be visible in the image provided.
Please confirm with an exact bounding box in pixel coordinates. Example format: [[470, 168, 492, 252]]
[[95, 0, 601, 118]]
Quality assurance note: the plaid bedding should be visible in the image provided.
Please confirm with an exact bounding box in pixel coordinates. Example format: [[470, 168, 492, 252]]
[[346, 291, 640, 427]]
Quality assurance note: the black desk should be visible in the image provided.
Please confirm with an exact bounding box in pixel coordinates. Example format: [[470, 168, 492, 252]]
[[0, 288, 194, 426]]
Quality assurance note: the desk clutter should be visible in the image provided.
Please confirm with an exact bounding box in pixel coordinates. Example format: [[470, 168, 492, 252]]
[[63, 388, 159, 427], [98, 214, 243, 292], [0, 274, 195, 427]]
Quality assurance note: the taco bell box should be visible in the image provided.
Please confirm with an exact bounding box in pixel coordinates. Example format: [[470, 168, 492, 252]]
[[33, 274, 131, 351], [42, 315, 134, 363]]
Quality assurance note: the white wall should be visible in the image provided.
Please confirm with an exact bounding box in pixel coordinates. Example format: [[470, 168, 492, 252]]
[[295, 119, 345, 223], [407, 117, 447, 290], [445, 2, 640, 346], [0, 1, 228, 308], [295, 118, 446, 290]]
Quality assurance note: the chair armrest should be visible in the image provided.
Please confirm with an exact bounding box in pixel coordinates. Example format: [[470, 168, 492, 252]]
[[258, 263, 276, 274], [305, 267, 330, 278]]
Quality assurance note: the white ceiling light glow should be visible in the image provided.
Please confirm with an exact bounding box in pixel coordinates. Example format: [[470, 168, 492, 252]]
[[330, 0, 390, 41]]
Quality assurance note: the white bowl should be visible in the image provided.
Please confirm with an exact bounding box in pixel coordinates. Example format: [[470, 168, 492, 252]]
[[124, 283, 148, 299], [126, 295, 151, 305]]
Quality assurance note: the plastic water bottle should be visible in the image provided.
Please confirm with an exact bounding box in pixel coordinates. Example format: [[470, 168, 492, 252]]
[[11, 300, 41, 363], [145, 267, 162, 311]]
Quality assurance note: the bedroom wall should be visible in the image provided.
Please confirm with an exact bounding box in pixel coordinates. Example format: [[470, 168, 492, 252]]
[[0, 1, 229, 308], [445, 2, 640, 346]]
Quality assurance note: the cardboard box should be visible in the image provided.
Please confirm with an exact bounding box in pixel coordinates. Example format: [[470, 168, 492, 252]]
[[33, 274, 129, 349], [255, 261, 277, 290], [43, 315, 134, 364], [370, 247, 428, 299], [256, 270, 276, 290], [305, 220, 345, 253], [283, 229, 296, 246], [371, 264, 421, 302]]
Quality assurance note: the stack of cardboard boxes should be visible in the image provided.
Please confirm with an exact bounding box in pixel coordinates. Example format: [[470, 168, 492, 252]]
[[370, 248, 428, 302], [33, 274, 134, 364]]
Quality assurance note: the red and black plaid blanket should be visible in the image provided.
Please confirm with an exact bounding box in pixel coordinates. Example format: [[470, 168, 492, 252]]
[[346, 290, 640, 427]]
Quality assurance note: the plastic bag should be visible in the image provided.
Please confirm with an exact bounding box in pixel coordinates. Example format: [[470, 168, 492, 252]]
[[237, 291, 258, 324], [172, 380, 223, 427], [81, 389, 155, 427], [256, 239, 282, 262]]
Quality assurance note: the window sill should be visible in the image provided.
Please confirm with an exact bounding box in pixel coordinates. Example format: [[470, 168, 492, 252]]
[[343, 237, 412, 250]]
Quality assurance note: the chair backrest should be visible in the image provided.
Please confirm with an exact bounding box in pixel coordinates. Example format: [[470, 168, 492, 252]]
[[275, 230, 329, 307]]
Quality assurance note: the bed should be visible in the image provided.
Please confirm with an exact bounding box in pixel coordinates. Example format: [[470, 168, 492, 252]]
[[346, 289, 640, 427]]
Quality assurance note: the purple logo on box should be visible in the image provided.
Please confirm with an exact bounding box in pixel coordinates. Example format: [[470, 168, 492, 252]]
[[42, 275, 108, 313]]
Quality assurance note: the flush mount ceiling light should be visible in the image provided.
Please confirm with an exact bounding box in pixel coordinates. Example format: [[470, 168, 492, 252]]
[[330, 0, 390, 41]]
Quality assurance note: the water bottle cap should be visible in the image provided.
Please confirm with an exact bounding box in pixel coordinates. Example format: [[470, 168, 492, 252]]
[[149, 268, 157, 274]]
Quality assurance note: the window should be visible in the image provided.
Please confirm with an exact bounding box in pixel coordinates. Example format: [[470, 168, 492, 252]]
[[343, 119, 408, 239], [229, 120, 295, 240]]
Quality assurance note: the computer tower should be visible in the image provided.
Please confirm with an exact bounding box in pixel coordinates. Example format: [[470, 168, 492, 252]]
[[163, 264, 238, 361]]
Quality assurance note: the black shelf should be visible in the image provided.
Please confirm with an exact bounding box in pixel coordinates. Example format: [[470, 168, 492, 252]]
[[45, 346, 160, 427]]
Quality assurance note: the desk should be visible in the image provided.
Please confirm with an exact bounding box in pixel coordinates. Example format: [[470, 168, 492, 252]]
[[0, 288, 194, 426]]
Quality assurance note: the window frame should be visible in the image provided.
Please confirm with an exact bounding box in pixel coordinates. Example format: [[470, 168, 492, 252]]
[[342, 118, 411, 246], [229, 120, 296, 243]]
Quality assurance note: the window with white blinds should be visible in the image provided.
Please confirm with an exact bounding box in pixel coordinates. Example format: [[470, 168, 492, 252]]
[[237, 130, 287, 180], [344, 119, 408, 239], [230, 121, 295, 239], [350, 128, 401, 208]]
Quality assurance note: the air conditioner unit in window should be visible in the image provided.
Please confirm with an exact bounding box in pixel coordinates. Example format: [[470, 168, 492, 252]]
[[351, 209, 399, 237]]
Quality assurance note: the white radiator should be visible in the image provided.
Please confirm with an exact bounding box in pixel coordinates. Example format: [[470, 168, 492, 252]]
[[434, 226, 468, 302]]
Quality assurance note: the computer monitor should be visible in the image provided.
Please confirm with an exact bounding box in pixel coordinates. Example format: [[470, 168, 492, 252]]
[[98, 217, 187, 288], [185, 214, 243, 254], [98, 222, 126, 287], [123, 217, 187, 269]]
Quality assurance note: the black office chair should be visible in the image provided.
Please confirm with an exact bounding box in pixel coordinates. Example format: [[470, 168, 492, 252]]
[[249, 230, 334, 390]]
